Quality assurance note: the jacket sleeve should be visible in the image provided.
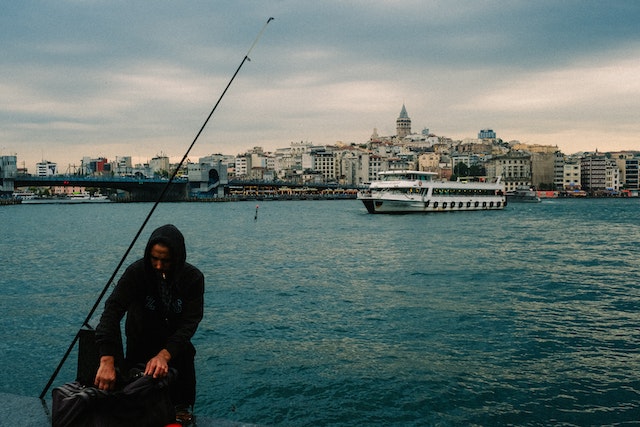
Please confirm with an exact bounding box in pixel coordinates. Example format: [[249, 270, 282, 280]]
[[165, 265, 205, 359], [95, 264, 138, 358]]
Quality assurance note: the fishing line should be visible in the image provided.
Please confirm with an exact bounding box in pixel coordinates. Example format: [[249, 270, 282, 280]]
[[40, 17, 274, 400]]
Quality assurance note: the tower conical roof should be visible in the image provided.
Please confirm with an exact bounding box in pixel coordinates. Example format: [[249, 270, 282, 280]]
[[399, 104, 409, 119]]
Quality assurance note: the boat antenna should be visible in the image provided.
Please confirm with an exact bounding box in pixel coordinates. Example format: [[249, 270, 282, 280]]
[[40, 17, 274, 400]]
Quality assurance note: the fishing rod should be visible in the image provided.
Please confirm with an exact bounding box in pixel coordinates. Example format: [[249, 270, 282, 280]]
[[40, 17, 274, 400]]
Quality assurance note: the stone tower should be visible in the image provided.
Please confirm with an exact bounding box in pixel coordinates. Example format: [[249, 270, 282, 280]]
[[396, 104, 411, 138]]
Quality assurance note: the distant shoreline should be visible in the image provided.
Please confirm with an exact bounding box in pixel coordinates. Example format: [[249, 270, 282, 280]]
[[4, 194, 639, 206], [2, 194, 358, 205]]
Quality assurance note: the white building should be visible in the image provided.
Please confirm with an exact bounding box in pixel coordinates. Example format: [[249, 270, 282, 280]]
[[493, 153, 533, 192], [36, 160, 57, 177], [235, 157, 249, 177], [311, 149, 336, 183], [563, 163, 581, 190], [114, 156, 133, 175], [149, 155, 170, 174], [605, 159, 621, 193]]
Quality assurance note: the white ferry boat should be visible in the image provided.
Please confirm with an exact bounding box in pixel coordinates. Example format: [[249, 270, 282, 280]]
[[12, 191, 36, 200], [21, 192, 110, 204], [357, 170, 506, 214]]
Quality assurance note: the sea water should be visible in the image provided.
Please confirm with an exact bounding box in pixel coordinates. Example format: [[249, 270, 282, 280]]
[[1, 199, 640, 426]]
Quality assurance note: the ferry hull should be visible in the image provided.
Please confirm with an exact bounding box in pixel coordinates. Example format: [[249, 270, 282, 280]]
[[360, 196, 506, 214]]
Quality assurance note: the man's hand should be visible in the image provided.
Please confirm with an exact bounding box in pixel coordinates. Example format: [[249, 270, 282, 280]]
[[145, 349, 172, 378], [94, 355, 116, 391]]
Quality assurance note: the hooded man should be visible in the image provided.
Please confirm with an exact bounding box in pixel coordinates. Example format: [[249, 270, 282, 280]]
[[94, 224, 204, 420]]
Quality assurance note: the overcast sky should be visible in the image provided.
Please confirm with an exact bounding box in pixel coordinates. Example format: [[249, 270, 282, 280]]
[[2, 1, 640, 172]]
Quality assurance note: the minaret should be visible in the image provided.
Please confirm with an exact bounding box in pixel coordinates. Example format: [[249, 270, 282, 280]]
[[396, 104, 411, 138]]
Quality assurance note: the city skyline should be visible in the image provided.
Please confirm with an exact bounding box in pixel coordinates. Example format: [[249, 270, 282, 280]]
[[3, 2, 640, 172]]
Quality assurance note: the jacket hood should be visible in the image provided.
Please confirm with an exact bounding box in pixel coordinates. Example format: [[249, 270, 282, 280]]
[[144, 224, 187, 274]]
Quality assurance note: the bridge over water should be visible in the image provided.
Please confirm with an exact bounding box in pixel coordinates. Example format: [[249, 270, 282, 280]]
[[14, 175, 363, 202], [15, 176, 189, 201]]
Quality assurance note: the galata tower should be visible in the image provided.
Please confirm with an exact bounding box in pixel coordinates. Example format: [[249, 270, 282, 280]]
[[396, 104, 411, 138]]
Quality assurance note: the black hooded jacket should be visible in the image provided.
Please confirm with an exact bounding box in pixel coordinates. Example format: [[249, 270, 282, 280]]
[[96, 224, 204, 363]]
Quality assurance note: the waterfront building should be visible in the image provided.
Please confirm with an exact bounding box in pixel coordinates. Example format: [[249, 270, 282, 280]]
[[149, 155, 169, 175], [273, 151, 293, 180], [80, 156, 109, 175], [305, 148, 337, 183], [53, 185, 86, 196], [302, 170, 325, 184], [366, 154, 387, 182], [530, 151, 557, 189], [265, 155, 276, 173], [610, 152, 640, 191], [450, 153, 480, 171], [336, 148, 369, 186], [563, 163, 581, 190], [336, 150, 357, 186], [605, 159, 621, 193], [187, 156, 228, 197], [196, 154, 234, 166], [580, 154, 607, 194], [492, 152, 533, 192], [271, 142, 320, 180], [0, 155, 17, 195], [553, 152, 566, 190], [624, 158, 639, 190], [248, 166, 267, 181], [234, 149, 270, 180], [36, 160, 58, 177], [114, 156, 133, 176], [235, 157, 249, 177], [122, 162, 151, 178], [251, 154, 268, 173]]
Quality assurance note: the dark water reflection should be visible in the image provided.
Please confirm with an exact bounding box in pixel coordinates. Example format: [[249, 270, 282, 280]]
[[2, 199, 640, 425]]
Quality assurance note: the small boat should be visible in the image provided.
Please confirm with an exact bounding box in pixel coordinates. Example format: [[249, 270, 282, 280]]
[[20, 192, 111, 204], [357, 170, 506, 214], [506, 186, 541, 203], [12, 190, 36, 200]]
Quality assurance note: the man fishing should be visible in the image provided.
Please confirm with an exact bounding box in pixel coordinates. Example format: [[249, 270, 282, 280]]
[[94, 224, 204, 424]]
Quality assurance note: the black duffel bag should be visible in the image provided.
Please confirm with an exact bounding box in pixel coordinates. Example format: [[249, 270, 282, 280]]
[[51, 367, 176, 427]]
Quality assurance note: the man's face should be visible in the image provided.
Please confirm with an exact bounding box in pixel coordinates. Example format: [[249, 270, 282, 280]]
[[150, 243, 172, 276]]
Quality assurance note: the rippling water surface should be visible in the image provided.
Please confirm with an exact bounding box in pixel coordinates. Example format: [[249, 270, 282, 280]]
[[2, 199, 640, 426]]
